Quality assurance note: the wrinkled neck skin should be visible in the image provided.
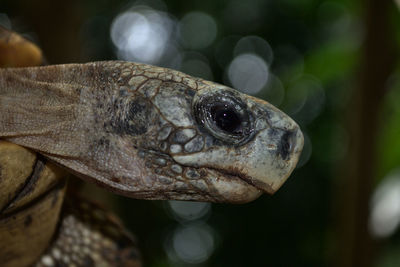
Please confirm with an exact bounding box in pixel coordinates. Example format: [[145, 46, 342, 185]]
[[0, 61, 304, 203]]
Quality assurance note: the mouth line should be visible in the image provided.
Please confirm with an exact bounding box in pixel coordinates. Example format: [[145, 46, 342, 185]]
[[201, 165, 274, 194], [141, 148, 274, 196]]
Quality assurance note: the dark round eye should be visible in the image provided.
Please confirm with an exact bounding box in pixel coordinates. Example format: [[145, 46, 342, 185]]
[[192, 91, 254, 145], [211, 105, 242, 134]]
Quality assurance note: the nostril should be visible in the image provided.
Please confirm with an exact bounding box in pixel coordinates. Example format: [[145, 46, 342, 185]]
[[278, 131, 294, 160]]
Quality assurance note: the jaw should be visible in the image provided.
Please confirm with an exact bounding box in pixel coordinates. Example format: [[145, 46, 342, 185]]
[[199, 168, 263, 203], [117, 167, 263, 204]]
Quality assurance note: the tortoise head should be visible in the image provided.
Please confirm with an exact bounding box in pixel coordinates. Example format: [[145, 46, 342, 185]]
[[171, 83, 303, 198], [81, 62, 304, 203], [0, 61, 303, 203]]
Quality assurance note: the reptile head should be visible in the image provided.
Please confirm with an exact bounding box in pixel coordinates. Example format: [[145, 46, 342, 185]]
[[90, 62, 304, 203], [143, 78, 303, 203], [0, 61, 303, 203], [174, 83, 303, 197]]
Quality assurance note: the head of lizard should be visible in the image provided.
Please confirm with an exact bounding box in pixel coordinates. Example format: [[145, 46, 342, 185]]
[[0, 61, 303, 203]]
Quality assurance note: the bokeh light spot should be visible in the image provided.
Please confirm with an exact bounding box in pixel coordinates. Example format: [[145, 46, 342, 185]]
[[370, 169, 400, 238], [295, 130, 312, 168], [179, 11, 217, 49], [283, 75, 325, 125], [317, 2, 352, 37], [227, 53, 269, 95], [168, 201, 211, 221], [234, 35, 274, 65], [110, 7, 175, 64], [260, 74, 285, 107], [179, 52, 213, 80], [166, 223, 215, 264]]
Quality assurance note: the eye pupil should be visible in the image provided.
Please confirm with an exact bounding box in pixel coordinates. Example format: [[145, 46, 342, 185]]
[[193, 93, 254, 145], [212, 106, 242, 133]]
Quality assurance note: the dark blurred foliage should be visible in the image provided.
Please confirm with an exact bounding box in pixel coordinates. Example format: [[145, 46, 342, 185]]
[[2, 0, 400, 266]]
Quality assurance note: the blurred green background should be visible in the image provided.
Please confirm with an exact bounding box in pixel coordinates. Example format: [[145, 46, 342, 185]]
[[2, 0, 400, 266]]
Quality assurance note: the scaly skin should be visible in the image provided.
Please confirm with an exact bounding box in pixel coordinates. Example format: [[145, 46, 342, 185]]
[[0, 27, 141, 267], [0, 28, 303, 266], [0, 61, 303, 203], [34, 194, 141, 267]]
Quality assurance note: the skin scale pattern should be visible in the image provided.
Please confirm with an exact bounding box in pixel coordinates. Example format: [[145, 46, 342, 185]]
[[34, 194, 141, 267], [0, 61, 304, 204], [0, 27, 301, 267]]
